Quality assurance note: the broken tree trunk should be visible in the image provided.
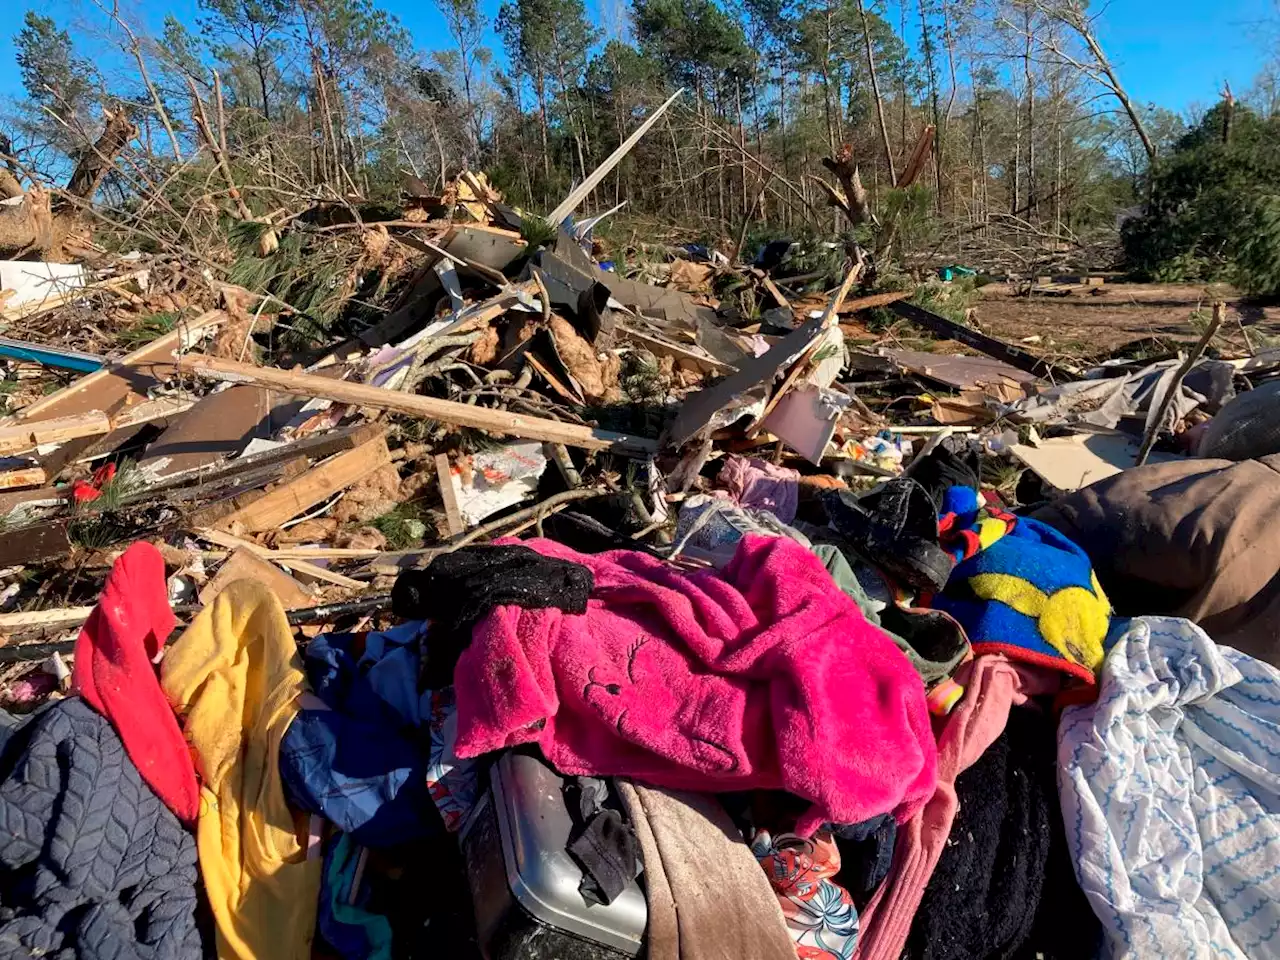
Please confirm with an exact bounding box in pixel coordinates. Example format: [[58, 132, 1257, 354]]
[[0, 108, 137, 258], [812, 144, 874, 226]]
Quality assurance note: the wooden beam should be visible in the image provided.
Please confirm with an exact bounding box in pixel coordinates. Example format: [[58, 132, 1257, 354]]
[[888, 300, 1076, 382], [0, 466, 46, 490], [548, 88, 684, 224], [0, 606, 95, 632], [217, 434, 391, 534], [435, 453, 465, 536], [0, 410, 112, 456], [192, 528, 366, 590], [177, 355, 658, 454]]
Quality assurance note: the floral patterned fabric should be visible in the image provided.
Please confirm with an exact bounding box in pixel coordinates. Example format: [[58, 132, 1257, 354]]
[[752, 829, 859, 960], [424, 687, 480, 832]]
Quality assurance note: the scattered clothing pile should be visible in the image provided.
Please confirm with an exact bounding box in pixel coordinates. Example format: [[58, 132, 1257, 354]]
[[2, 448, 1279, 960]]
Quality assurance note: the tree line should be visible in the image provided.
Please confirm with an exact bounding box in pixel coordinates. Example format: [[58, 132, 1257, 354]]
[[1, 0, 1276, 274]]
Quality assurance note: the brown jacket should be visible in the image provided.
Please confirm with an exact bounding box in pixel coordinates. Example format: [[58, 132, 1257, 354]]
[[1033, 454, 1280, 667]]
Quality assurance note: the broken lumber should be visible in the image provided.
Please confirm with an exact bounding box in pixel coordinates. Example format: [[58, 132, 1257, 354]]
[[11, 309, 225, 425], [0, 410, 112, 456], [176, 355, 658, 454], [217, 434, 391, 533], [145, 422, 383, 490], [548, 89, 684, 224], [199, 547, 313, 606], [193, 528, 365, 590], [0, 466, 46, 490], [888, 300, 1076, 382], [0, 606, 95, 632], [435, 453, 465, 536], [836, 290, 910, 314]]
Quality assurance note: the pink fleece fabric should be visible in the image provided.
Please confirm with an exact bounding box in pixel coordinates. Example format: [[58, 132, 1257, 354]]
[[851, 654, 1058, 960], [717, 455, 800, 523], [453, 535, 936, 835]]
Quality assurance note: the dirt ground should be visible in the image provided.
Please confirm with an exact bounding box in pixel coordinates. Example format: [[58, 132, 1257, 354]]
[[971, 281, 1280, 362]]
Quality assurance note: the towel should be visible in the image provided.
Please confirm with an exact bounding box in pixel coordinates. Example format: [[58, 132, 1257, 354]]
[[72, 540, 200, 823], [932, 486, 1109, 684], [162, 579, 321, 960], [617, 781, 796, 960], [1059, 616, 1280, 958], [453, 535, 937, 835]]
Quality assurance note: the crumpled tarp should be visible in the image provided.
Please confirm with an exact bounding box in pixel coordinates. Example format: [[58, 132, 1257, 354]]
[[1007, 358, 1236, 431]]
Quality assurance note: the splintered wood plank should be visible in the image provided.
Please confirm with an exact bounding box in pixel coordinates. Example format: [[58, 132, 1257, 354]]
[[11, 310, 225, 423], [6, 310, 227, 477], [0, 411, 112, 456], [177, 355, 658, 454], [435, 453, 465, 536], [0, 466, 46, 490], [193, 528, 365, 590], [216, 434, 391, 533]]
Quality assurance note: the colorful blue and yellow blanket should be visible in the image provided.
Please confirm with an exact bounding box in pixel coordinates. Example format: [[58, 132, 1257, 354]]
[[929, 486, 1110, 684]]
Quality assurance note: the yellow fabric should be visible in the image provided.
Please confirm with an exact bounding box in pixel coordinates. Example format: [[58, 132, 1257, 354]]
[[967, 571, 1109, 672], [162, 579, 320, 960], [975, 516, 1010, 551]]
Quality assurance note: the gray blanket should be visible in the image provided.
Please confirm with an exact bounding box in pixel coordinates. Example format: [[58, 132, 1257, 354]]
[[0, 698, 204, 960]]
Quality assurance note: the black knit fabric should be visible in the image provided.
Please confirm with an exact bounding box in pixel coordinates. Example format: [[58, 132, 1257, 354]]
[[392, 544, 594, 687], [0, 698, 204, 960], [905, 707, 1054, 960]]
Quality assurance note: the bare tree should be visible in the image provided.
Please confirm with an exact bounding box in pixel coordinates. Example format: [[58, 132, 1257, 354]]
[[1014, 0, 1156, 161], [855, 0, 898, 184]]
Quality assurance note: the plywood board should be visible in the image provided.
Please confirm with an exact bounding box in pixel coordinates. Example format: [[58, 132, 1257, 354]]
[[199, 547, 313, 607], [1011, 433, 1184, 491]]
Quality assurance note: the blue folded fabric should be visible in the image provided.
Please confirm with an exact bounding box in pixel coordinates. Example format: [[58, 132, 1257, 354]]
[[932, 486, 1111, 684], [280, 627, 442, 847]]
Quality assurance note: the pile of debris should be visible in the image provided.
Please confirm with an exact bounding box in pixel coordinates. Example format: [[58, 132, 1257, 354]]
[[6, 142, 1280, 960], [1, 161, 1278, 668]]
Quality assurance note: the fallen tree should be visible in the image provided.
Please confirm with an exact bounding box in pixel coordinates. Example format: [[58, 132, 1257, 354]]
[[0, 107, 136, 260]]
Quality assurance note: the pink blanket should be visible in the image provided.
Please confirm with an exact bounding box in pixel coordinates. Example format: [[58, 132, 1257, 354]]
[[852, 654, 1059, 960], [453, 535, 937, 835]]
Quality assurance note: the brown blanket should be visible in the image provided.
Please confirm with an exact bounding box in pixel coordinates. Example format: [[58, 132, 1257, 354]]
[[1032, 453, 1280, 666], [616, 781, 795, 960]]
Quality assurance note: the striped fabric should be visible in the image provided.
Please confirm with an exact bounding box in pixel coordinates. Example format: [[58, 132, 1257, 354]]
[[1058, 616, 1280, 959]]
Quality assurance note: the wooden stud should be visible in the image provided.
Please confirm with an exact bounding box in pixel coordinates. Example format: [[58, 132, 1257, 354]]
[[435, 453, 465, 536], [177, 354, 658, 454], [192, 528, 365, 590], [0, 411, 112, 456], [216, 434, 391, 534]]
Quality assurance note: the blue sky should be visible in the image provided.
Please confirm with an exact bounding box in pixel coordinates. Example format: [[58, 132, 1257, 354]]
[[0, 0, 1273, 117]]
